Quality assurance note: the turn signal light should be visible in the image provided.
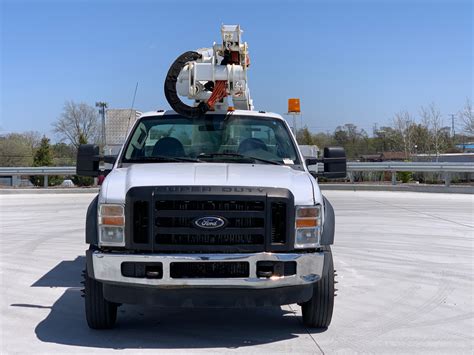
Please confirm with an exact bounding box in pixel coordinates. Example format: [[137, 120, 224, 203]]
[[99, 204, 125, 226], [296, 219, 317, 228], [101, 216, 125, 226]]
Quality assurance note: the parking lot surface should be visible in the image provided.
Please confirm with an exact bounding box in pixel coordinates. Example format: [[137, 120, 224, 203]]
[[0, 191, 473, 354]]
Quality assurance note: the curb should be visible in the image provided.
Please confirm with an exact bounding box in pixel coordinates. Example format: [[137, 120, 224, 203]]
[[319, 184, 473, 194], [1, 185, 472, 194], [0, 188, 100, 194]]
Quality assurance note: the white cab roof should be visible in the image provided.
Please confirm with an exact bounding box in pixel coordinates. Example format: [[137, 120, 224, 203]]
[[138, 110, 286, 122]]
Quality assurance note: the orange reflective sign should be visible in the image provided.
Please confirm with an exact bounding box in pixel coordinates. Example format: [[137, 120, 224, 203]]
[[288, 98, 301, 113]]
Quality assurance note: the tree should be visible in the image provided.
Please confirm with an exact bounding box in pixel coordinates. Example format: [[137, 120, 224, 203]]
[[0, 134, 33, 167], [52, 101, 100, 148], [30, 136, 62, 186], [410, 123, 431, 155], [52, 142, 76, 166], [22, 131, 42, 153], [459, 98, 474, 135], [312, 132, 334, 150], [420, 103, 449, 157], [373, 127, 402, 153], [333, 124, 368, 158], [296, 127, 314, 145], [393, 110, 414, 159]]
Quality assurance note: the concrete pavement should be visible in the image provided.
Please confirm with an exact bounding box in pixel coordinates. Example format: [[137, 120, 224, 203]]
[[0, 191, 473, 354]]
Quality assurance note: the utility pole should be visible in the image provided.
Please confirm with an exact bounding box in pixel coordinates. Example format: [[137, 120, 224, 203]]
[[96, 101, 108, 150], [450, 114, 456, 140]]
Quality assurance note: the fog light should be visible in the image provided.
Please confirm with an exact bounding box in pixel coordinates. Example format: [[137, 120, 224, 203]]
[[295, 228, 319, 249], [99, 226, 125, 246]]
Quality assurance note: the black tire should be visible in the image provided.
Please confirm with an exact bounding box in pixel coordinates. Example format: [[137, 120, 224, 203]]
[[84, 269, 117, 329], [301, 247, 334, 328]]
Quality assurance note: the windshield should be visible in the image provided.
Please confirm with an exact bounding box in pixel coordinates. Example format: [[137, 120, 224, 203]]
[[122, 114, 300, 165]]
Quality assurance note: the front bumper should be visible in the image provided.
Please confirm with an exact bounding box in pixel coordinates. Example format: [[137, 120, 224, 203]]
[[90, 251, 324, 289]]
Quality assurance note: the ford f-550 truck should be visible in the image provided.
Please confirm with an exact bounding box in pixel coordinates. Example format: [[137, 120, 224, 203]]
[[76, 25, 346, 330]]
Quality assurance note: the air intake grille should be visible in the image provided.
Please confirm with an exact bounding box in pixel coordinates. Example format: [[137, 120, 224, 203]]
[[125, 186, 295, 253], [271, 202, 287, 244], [154, 198, 266, 252]]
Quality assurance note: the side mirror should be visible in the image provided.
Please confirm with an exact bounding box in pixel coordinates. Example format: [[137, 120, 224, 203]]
[[322, 147, 346, 178], [103, 155, 117, 165], [76, 144, 100, 177], [305, 157, 318, 166], [305, 147, 347, 179]]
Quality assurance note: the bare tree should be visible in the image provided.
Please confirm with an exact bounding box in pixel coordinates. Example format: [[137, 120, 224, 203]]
[[52, 101, 100, 148], [459, 98, 474, 135], [392, 110, 414, 159], [420, 103, 444, 157], [22, 131, 42, 152]]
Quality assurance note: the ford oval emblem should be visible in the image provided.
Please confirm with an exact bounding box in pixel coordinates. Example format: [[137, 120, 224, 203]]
[[193, 216, 227, 230]]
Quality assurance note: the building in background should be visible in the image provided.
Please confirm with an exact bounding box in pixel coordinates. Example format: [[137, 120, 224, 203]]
[[104, 109, 141, 156], [455, 143, 474, 153]]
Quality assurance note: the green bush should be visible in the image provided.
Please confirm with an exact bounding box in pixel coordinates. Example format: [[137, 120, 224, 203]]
[[30, 136, 63, 187], [396, 171, 412, 183], [71, 175, 94, 187]]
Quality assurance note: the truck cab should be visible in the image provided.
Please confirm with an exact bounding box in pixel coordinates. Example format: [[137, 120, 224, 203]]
[[77, 109, 346, 329]]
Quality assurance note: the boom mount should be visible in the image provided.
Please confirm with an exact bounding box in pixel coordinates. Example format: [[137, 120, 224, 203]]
[[164, 25, 253, 118]]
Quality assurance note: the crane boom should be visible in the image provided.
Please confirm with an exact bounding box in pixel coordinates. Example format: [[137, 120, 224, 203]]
[[164, 25, 253, 118]]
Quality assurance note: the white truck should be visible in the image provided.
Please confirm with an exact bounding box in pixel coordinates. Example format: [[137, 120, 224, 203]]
[[77, 25, 346, 329]]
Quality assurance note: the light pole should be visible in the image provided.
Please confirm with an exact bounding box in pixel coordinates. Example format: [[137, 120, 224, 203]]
[[96, 101, 108, 150]]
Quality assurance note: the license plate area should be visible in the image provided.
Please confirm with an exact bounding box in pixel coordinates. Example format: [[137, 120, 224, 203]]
[[170, 262, 249, 278]]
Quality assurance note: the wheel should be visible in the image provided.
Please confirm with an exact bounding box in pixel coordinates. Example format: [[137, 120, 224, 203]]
[[301, 247, 335, 328], [83, 268, 117, 329]]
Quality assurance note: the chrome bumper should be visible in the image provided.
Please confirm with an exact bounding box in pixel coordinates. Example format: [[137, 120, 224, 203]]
[[91, 251, 324, 288]]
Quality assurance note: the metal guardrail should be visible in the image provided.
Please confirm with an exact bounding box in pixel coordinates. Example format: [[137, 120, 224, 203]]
[[0, 162, 473, 187], [0, 166, 76, 187], [347, 162, 474, 173], [0, 167, 76, 175], [345, 162, 474, 186]]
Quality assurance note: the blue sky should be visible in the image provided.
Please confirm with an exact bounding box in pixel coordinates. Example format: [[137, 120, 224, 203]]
[[1, 0, 472, 137]]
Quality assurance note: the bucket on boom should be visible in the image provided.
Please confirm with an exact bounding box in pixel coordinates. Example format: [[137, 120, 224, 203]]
[[163, 25, 253, 118]]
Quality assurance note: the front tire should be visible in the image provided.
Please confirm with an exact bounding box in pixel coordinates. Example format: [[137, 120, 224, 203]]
[[84, 269, 117, 329], [301, 247, 334, 328]]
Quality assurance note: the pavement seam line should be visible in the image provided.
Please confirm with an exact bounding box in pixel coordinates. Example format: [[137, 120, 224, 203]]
[[359, 195, 474, 230], [287, 304, 325, 354]]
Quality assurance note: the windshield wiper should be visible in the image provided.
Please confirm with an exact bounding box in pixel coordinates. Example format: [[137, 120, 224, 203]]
[[128, 156, 201, 163], [198, 153, 282, 165]]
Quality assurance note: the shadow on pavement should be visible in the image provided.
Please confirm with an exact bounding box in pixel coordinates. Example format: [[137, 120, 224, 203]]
[[32, 256, 85, 288], [27, 256, 312, 350]]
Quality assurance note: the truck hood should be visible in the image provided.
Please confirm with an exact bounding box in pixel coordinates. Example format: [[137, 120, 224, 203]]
[[100, 163, 320, 205]]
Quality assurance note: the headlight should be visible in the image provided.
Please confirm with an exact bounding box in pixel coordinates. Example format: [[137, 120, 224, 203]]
[[98, 204, 125, 246], [294, 205, 321, 249]]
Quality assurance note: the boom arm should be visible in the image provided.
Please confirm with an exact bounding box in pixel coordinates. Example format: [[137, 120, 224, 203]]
[[164, 25, 253, 118]]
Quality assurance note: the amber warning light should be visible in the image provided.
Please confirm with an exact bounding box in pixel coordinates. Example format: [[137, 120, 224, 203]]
[[288, 98, 301, 114]]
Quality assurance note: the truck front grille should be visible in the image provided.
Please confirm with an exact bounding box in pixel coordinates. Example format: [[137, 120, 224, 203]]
[[125, 186, 295, 253], [153, 198, 266, 252]]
